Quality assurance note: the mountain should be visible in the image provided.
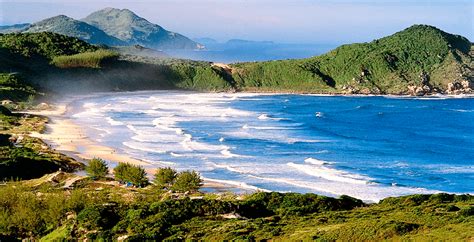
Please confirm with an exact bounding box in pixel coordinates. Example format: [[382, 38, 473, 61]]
[[82, 8, 203, 50], [230, 25, 473, 95], [23, 15, 125, 46], [0, 23, 31, 33]]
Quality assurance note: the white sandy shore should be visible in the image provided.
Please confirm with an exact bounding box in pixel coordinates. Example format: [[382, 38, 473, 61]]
[[27, 102, 252, 192], [29, 104, 149, 167]]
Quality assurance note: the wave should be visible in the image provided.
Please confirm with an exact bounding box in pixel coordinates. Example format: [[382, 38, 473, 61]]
[[203, 177, 270, 192], [304, 158, 333, 165], [123, 141, 167, 154], [287, 161, 371, 185], [106, 117, 124, 126], [220, 148, 243, 158]]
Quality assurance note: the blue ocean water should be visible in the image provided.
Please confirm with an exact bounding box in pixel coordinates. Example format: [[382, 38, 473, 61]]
[[69, 92, 474, 202]]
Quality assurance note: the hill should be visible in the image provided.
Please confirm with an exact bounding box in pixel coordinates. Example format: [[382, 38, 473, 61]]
[[82, 8, 203, 50], [231, 25, 473, 95], [0, 23, 31, 33], [24, 15, 125, 46]]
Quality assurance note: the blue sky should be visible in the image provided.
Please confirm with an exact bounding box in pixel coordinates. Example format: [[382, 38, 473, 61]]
[[0, 0, 472, 44]]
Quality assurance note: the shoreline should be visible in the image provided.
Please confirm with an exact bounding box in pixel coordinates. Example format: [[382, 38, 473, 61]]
[[25, 100, 256, 193]]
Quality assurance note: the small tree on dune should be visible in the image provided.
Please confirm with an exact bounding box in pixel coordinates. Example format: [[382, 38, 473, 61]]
[[171, 170, 203, 193], [85, 158, 108, 180], [113, 163, 148, 187], [154, 167, 177, 189]]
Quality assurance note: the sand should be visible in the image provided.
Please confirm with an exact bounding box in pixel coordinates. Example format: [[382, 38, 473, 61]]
[[29, 104, 149, 167], [27, 102, 250, 192]]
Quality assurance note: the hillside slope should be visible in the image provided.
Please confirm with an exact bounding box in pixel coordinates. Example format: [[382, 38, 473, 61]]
[[82, 8, 203, 50], [24, 15, 125, 46], [231, 25, 473, 95]]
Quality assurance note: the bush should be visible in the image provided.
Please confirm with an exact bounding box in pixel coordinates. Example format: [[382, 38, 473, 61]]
[[113, 163, 148, 187], [85, 158, 108, 180], [154, 167, 177, 189], [171, 171, 202, 193], [458, 206, 474, 217]]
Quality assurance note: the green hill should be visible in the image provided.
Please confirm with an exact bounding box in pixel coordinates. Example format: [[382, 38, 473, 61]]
[[24, 15, 125, 46], [231, 25, 473, 95], [0, 25, 472, 102]]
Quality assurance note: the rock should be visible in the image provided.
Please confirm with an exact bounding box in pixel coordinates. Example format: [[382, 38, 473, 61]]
[[447, 80, 472, 94], [36, 103, 50, 109], [1, 100, 13, 105]]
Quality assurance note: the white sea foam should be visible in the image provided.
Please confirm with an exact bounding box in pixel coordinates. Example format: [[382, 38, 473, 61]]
[[106, 117, 124, 126], [203, 177, 270, 192], [288, 161, 370, 185]]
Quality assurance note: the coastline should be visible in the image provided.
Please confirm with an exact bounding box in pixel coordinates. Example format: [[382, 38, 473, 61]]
[[25, 98, 256, 192]]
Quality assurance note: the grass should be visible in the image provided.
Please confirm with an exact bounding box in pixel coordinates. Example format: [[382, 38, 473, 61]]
[[51, 49, 119, 68]]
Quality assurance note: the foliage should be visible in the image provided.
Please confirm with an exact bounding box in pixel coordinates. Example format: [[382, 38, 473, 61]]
[[231, 25, 472, 94], [154, 167, 177, 189], [51, 49, 119, 68], [0, 32, 96, 59], [113, 163, 148, 187], [0, 183, 472, 240], [85, 158, 108, 180], [171, 170, 203, 193]]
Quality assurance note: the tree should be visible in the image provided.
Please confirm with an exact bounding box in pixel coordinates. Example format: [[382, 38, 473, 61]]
[[85, 158, 108, 180], [154, 167, 177, 189], [171, 171, 203, 193], [113, 163, 148, 187]]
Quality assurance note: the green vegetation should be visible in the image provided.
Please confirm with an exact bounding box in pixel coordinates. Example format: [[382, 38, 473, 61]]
[[113, 163, 148, 187], [0, 105, 83, 180], [2, 25, 471, 103], [231, 25, 472, 94], [0, 32, 96, 59], [154, 167, 177, 189], [172, 170, 203, 193], [85, 158, 109, 180], [51, 49, 119, 68], [0, 179, 472, 240]]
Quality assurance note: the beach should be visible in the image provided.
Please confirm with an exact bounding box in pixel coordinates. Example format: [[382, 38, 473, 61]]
[[26, 100, 252, 192]]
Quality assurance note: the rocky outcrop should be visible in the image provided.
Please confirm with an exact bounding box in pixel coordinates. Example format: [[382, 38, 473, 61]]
[[447, 80, 472, 94]]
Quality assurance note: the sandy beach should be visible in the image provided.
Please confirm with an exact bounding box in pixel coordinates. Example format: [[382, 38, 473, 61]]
[[29, 103, 149, 167], [27, 101, 252, 192]]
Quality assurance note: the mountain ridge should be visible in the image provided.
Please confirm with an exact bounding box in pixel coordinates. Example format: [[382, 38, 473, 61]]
[[82, 8, 203, 50], [0, 8, 202, 50]]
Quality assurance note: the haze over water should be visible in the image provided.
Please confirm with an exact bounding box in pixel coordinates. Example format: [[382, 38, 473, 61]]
[[69, 91, 474, 202]]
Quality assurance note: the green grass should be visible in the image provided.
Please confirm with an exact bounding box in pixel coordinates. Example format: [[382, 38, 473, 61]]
[[51, 49, 119, 68]]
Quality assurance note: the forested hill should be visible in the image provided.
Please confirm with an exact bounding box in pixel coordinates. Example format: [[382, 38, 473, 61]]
[[0, 25, 473, 103], [231, 25, 473, 95]]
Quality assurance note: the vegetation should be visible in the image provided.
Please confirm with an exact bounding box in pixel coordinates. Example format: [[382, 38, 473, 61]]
[[172, 170, 203, 193], [113, 163, 148, 187], [0, 179, 472, 240], [85, 158, 109, 180], [231, 25, 473, 94], [154, 167, 177, 189], [0, 105, 83, 180], [51, 49, 119, 68]]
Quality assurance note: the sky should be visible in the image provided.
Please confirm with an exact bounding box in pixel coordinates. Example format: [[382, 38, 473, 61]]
[[0, 0, 472, 44]]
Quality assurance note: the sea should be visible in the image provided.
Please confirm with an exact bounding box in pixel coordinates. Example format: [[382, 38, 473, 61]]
[[67, 91, 474, 202]]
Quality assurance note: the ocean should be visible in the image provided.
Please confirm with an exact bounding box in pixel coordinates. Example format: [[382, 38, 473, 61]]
[[68, 91, 474, 202]]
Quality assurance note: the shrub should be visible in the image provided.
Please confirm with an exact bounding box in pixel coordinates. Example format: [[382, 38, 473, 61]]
[[113, 163, 148, 187], [171, 171, 202, 193], [458, 206, 474, 217], [85, 158, 108, 180], [154, 167, 177, 189]]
